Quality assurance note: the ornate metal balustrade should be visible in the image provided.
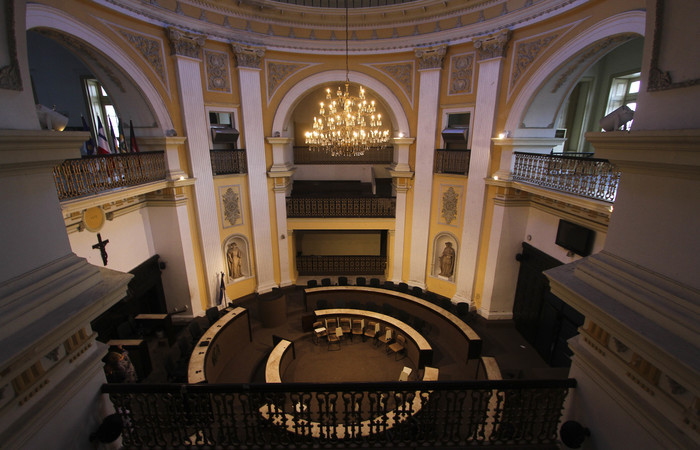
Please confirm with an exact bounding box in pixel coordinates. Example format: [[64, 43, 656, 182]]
[[434, 149, 471, 175], [296, 255, 387, 275], [103, 378, 575, 448], [512, 152, 620, 202], [211, 149, 248, 175], [287, 197, 396, 218], [53, 151, 166, 201], [293, 146, 393, 164]]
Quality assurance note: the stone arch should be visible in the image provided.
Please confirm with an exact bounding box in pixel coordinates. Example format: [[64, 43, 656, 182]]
[[505, 11, 646, 136], [223, 234, 252, 283], [432, 232, 458, 282], [26, 4, 174, 134], [271, 69, 410, 138]]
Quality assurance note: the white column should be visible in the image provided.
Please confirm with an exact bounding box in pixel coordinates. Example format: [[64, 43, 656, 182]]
[[169, 28, 223, 307], [139, 136, 188, 180], [389, 136, 414, 282], [234, 45, 277, 293], [267, 136, 295, 287], [453, 30, 511, 306], [408, 46, 446, 289]]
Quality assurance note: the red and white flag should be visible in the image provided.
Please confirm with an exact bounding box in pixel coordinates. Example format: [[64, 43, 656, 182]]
[[96, 117, 111, 155]]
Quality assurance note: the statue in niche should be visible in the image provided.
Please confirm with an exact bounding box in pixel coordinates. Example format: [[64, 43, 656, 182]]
[[438, 242, 455, 277], [227, 242, 243, 279]]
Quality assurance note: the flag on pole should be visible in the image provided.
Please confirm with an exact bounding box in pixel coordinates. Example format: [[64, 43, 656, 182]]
[[117, 117, 128, 153], [80, 115, 95, 156], [129, 120, 140, 153], [217, 272, 226, 306], [96, 117, 111, 155], [108, 119, 119, 154]]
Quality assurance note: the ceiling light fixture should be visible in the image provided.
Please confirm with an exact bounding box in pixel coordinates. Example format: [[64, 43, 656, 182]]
[[304, 3, 390, 157]]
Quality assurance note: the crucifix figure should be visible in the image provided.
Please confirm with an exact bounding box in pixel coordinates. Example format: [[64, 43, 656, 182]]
[[92, 233, 110, 266]]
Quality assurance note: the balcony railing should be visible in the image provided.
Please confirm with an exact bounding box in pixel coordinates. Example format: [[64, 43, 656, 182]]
[[434, 149, 471, 175], [297, 255, 387, 275], [210, 149, 247, 175], [512, 152, 620, 202], [287, 197, 396, 218], [53, 151, 166, 201], [103, 378, 575, 448], [294, 146, 393, 164]]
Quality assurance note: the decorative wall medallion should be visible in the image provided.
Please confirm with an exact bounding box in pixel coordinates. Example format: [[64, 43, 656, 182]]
[[439, 185, 462, 226], [82, 206, 106, 232], [220, 185, 242, 228], [266, 61, 310, 102], [366, 62, 414, 104], [448, 52, 474, 95], [204, 49, 231, 92], [117, 29, 165, 82], [551, 34, 635, 93]]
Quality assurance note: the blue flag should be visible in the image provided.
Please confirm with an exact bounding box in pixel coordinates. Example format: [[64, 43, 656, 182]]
[[80, 115, 95, 156], [217, 272, 226, 306]]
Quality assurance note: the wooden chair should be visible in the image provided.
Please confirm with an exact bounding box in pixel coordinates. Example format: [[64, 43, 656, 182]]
[[328, 327, 342, 351], [339, 317, 352, 335], [377, 327, 393, 349], [364, 321, 380, 342], [388, 335, 407, 360], [321, 277, 332, 287], [312, 320, 327, 344], [325, 318, 338, 336], [338, 276, 348, 286], [351, 319, 364, 341]]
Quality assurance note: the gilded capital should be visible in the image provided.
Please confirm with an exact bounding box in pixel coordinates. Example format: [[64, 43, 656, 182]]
[[415, 45, 447, 70], [474, 29, 512, 61], [232, 44, 266, 69], [167, 27, 205, 59]]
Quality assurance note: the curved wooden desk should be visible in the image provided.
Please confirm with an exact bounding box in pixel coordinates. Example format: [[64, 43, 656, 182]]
[[188, 307, 250, 384], [265, 339, 294, 383], [314, 308, 432, 368], [305, 286, 482, 362]]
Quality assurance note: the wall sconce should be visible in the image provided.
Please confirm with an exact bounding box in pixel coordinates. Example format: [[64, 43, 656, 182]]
[[497, 131, 510, 139], [493, 175, 499, 181], [398, 132, 404, 138]]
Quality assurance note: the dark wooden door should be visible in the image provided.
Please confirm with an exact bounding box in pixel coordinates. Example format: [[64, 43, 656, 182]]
[[512, 243, 583, 367]]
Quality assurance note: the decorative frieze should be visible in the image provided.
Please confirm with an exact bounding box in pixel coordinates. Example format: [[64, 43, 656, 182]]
[[204, 49, 231, 92], [448, 52, 474, 95], [368, 62, 414, 102], [474, 29, 512, 61], [415, 45, 446, 70], [232, 44, 265, 69], [167, 27, 205, 59], [118, 29, 165, 82], [511, 33, 559, 88], [266, 61, 306, 100]]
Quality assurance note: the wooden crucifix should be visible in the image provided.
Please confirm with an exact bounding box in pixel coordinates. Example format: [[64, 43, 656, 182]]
[[92, 233, 110, 266]]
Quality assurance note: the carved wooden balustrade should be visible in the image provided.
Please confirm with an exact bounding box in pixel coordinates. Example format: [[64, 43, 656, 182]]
[[103, 378, 576, 448], [293, 146, 393, 164], [296, 255, 387, 275], [287, 197, 396, 218], [53, 151, 166, 201], [434, 149, 471, 175], [210, 149, 248, 175], [512, 152, 620, 202]]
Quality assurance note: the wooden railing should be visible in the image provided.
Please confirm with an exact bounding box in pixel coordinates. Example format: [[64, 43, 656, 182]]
[[434, 149, 471, 175], [287, 197, 396, 218], [53, 152, 166, 201], [210, 149, 247, 175], [296, 255, 387, 275], [512, 152, 620, 202], [103, 378, 576, 448], [293, 146, 393, 164]]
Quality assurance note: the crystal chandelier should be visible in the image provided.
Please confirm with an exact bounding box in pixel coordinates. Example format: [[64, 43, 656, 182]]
[[304, 5, 390, 157]]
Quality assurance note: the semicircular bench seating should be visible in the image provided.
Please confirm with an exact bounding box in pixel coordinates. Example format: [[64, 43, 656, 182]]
[[304, 286, 482, 363], [262, 337, 440, 438]]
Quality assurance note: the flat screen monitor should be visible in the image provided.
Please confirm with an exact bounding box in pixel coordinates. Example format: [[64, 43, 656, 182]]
[[555, 220, 594, 256]]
